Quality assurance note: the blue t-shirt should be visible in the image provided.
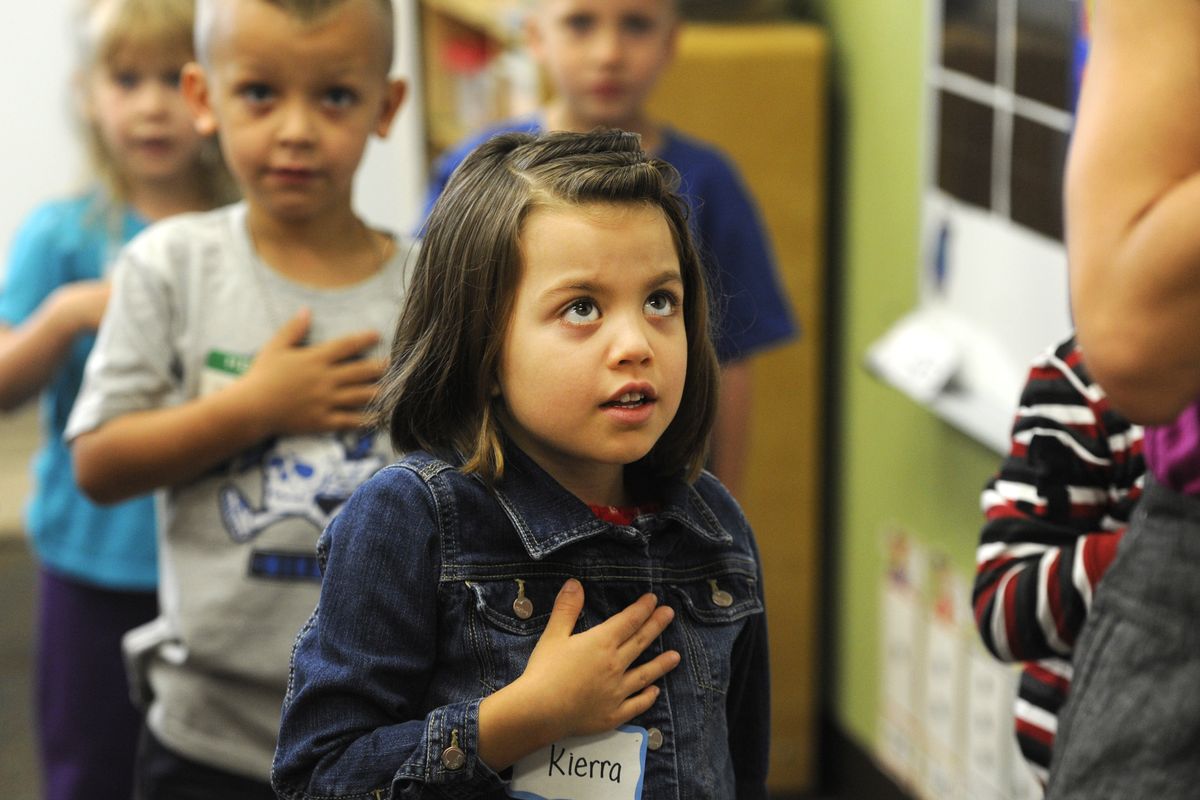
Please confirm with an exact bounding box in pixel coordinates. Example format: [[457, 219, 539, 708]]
[[425, 118, 797, 363], [0, 193, 157, 590]]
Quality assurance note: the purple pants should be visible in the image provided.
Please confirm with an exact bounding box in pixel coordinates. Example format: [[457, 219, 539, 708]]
[[35, 567, 157, 800]]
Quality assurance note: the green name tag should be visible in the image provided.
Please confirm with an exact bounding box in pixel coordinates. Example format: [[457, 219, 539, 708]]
[[205, 350, 252, 376], [200, 349, 252, 395]]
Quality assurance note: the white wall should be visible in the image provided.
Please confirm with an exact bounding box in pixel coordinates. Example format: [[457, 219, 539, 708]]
[[0, 0, 426, 280], [0, 4, 83, 268], [357, 0, 428, 236]]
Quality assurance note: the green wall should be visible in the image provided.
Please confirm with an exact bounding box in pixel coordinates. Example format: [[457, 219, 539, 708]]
[[810, 2, 1003, 750]]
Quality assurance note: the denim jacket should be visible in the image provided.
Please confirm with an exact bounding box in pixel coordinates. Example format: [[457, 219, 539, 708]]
[[272, 446, 770, 800]]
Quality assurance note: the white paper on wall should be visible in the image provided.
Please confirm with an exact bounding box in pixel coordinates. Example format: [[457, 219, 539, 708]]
[[917, 559, 969, 800], [1010, 733, 1044, 800], [966, 645, 1021, 800], [877, 527, 927, 791]]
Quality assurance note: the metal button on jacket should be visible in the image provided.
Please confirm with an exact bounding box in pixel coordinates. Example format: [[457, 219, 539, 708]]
[[441, 730, 466, 770], [708, 579, 733, 608], [647, 727, 664, 751], [512, 578, 533, 619]]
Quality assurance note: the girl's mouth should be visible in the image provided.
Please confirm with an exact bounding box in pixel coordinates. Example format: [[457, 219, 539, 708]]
[[602, 391, 652, 408], [135, 137, 171, 153]]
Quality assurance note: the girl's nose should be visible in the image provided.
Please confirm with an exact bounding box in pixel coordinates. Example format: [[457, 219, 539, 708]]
[[610, 315, 653, 367], [135, 81, 172, 117]]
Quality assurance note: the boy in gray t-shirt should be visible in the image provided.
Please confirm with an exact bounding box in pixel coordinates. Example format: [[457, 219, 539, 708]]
[[65, 0, 410, 794]]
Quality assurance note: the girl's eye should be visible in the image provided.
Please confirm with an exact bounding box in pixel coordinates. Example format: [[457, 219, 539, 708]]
[[324, 86, 358, 110], [645, 291, 679, 317], [112, 71, 141, 90], [563, 13, 595, 34], [563, 299, 600, 324]]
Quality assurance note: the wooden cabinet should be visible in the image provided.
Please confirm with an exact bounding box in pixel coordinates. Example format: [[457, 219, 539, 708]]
[[418, 5, 828, 793], [647, 25, 829, 792]]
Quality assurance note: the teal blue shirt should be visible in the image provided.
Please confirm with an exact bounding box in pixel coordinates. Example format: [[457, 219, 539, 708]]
[[0, 193, 156, 589]]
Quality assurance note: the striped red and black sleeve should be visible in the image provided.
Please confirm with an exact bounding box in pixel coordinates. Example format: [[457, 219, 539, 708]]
[[973, 335, 1144, 663]]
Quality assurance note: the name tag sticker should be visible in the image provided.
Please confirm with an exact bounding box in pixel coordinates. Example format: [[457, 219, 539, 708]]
[[199, 349, 251, 397], [507, 725, 647, 800]]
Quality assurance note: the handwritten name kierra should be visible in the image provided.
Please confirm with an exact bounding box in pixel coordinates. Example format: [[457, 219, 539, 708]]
[[547, 743, 623, 784]]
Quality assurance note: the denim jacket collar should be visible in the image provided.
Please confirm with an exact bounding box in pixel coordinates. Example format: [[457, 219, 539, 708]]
[[488, 446, 734, 560]]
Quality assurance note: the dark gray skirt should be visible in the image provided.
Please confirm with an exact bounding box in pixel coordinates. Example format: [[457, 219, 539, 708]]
[[1047, 475, 1200, 799]]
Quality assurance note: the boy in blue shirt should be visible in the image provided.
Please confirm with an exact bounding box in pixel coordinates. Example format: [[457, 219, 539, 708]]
[[425, 0, 796, 495]]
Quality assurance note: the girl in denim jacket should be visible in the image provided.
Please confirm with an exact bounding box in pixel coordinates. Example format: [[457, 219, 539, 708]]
[[272, 130, 770, 800]]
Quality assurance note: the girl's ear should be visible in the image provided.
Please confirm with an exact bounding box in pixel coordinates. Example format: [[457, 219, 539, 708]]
[[373, 78, 408, 138], [181, 62, 218, 136]]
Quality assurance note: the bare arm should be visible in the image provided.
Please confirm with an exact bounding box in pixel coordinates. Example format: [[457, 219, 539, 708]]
[[0, 281, 109, 411], [74, 309, 384, 504], [710, 360, 752, 497], [1067, 0, 1200, 422]]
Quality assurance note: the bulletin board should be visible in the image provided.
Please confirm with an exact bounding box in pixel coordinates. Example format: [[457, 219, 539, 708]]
[[867, 0, 1087, 453]]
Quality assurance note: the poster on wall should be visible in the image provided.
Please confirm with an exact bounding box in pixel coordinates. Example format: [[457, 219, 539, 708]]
[[867, 0, 1088, 453], [877, 527, 926, 791], [919, 556, 970, 800], [875, 527, 1042, 800]]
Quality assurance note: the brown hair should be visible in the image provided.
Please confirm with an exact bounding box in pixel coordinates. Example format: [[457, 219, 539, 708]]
[[77, 0, 237, 216], [375, 129, 719, 483]]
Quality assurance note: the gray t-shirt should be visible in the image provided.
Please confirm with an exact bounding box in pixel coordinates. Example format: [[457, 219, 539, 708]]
[[66, 202, 413, 779]]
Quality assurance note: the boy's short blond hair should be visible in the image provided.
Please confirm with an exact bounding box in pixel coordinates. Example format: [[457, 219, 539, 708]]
[[194, 0, 395, 70]]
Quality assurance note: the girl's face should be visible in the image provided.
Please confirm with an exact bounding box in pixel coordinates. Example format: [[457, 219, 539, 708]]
[[527, 0, 679, 131], [497, 202, 687, 505], [86, 42, 206, 190]]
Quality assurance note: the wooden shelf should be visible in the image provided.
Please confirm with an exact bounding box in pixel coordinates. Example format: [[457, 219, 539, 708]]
[[418, 0, 540, 166], [420, 0, 524, 44]]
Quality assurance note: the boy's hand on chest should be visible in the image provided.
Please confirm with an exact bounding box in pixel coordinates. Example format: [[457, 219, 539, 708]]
[[234, 308, 386, 437]]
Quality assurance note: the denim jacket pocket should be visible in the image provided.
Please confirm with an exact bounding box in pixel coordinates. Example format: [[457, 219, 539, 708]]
[[666, 572, 763, 698], [465, 576, 572, 692]]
